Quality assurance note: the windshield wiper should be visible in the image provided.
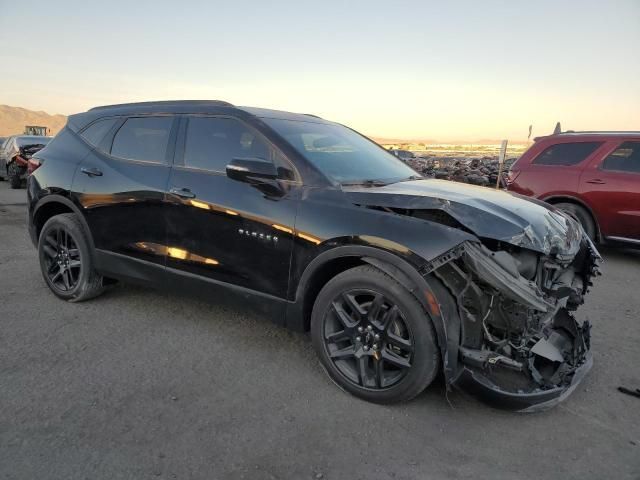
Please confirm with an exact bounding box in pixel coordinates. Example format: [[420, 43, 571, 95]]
[[393, 175, 423, 183], [340, 179, 390, 187], [341, 175, 423, 188]]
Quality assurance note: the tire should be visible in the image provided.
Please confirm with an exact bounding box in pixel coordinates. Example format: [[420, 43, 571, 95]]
[[554, 202, 596, 240], [311, 265, 440, 404], [38, 213, 105, 302], [8, 162, 23, 189]]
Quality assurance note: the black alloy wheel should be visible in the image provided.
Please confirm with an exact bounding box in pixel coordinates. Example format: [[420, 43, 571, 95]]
[[311, 265, 440, 404], [38, 213, 106, 302], [323, 289, 414, 389], [41, 226, 82, 292]]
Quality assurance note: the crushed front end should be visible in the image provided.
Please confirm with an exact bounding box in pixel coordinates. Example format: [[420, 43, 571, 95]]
[[343, 178, 603, 411], [428, 231, 601, 412]]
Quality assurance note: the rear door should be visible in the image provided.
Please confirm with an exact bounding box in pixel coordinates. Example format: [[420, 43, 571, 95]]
[[73, 115, 178, 284], [165, 115, 300, 302], [519, 140, 604, 197], [579, 140, 640, 241]]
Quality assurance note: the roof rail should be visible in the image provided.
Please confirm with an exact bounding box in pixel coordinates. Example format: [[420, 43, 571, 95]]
[[553, 130, 640, 136], [89, 100, 234, 111]]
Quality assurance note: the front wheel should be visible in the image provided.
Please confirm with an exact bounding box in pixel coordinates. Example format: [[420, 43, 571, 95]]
[[554, 202, 596, 241], [311, 265, 440, 404], [38, 213, 106, 302]]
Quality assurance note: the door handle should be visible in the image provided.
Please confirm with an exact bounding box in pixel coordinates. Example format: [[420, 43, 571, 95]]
[[169, 187, 196, 199], [80, 167, 103, 177], [586, 179, 606, 185]]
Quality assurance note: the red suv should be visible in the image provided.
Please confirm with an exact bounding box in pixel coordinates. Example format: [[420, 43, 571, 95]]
[[507, 132, 640, 246]]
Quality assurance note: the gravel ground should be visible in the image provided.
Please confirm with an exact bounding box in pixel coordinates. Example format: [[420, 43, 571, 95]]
[[0, 182, 638, 480]]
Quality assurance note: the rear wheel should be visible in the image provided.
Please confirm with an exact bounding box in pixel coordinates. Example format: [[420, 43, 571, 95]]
[[38, 213, 105, 302], [554, 202, 596, 240], [8, 162, 23, 189], [311, 265, 440, 404]]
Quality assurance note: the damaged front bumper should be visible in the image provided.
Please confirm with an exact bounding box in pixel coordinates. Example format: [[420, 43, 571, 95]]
[[427, 234, 601, 413], [452, 351, 593, 412]]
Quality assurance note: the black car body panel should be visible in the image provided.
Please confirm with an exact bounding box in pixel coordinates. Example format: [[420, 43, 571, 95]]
[[28, 100, 601, 412], [342, 179, 584, 256]]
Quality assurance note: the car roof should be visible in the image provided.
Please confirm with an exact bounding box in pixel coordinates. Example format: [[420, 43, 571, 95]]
[[238, 106, 329, 123], [88, 99, 234, 112], [535, 131, 640, 142], [68, 100, 331, 132]]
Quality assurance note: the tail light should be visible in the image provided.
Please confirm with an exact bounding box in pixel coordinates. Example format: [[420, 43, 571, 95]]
[[505, 170, 521, 186], [27, 157, 43, 175]]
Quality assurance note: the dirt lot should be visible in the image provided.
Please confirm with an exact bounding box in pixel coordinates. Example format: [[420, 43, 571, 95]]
[[0, 181, 638, 480]]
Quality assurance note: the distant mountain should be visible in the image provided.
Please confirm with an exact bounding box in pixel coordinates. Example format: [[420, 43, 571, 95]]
[[0, 105, 67, 136]]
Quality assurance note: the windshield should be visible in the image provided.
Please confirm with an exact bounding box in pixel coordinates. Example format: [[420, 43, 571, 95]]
[[262, 118, 418, 184]]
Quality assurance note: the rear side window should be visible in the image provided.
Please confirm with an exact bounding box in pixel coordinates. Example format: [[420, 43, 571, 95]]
[[183, 117, 272, 172], [533, 142, 601, 166], [111, 117, 173, 163], [81, 118, 117, 147], [601, 141, 640, 173]]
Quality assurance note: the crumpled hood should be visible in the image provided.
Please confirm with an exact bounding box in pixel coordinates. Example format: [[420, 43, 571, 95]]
[[343, 179, 583, 256]]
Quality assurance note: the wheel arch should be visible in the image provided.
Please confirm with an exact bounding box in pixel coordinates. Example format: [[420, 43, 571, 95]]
[[285, 244, 461, 383], [32, 195, 95, 251], [542, 194, 601, 241]]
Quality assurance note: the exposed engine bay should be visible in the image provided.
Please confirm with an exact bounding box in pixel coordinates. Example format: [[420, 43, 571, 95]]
[[428, 235, 600, 411]]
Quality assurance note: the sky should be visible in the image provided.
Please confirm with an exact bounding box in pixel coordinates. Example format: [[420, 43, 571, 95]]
[[0, 0, 638, 142]]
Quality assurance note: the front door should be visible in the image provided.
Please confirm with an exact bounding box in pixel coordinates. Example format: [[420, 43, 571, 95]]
[[165, 115, 300, 302]]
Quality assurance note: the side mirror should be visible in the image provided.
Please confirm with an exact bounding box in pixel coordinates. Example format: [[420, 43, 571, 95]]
[[226, 157, 278, 183]]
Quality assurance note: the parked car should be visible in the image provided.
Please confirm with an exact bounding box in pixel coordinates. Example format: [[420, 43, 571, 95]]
[[0, 135, 51, 188], [27, 101, 600, 411], [506, 131, 640, 246], [0, 136, 14, 168], [0, 135, 16, 182], [389, 149, 416, 162]]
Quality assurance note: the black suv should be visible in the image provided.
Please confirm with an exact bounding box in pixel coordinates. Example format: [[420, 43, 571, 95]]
[[27, 100, 600, 411]]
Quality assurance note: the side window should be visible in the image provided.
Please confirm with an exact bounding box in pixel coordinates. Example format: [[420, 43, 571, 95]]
[[80, 118, 118, 147], [601, 142, 640, 173], [111, 117, 173, 163], [183, 117, 291, 177], [533, 142, 602, 166]]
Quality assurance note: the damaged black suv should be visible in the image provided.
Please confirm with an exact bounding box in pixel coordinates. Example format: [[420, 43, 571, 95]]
[[27, 101, 601, 411]]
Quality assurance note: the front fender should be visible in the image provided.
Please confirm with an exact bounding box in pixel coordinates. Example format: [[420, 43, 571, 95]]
[[287, 241, 465, 386]]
